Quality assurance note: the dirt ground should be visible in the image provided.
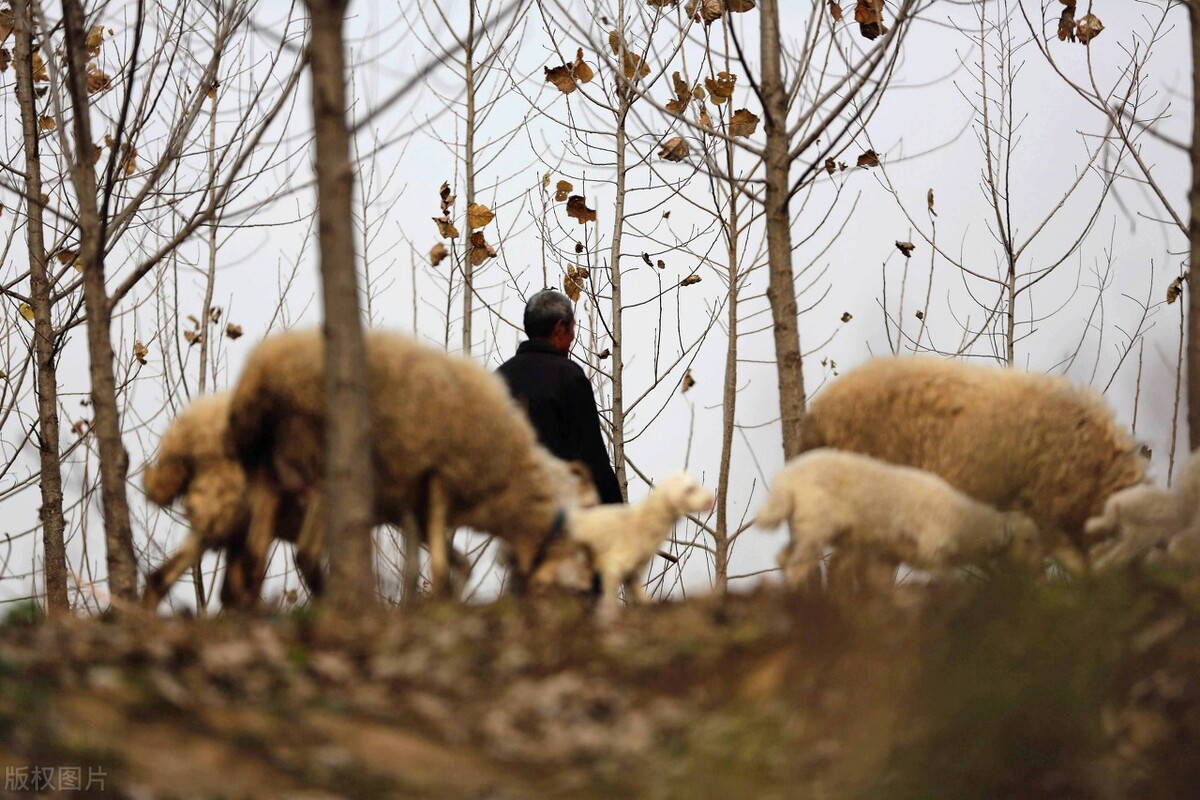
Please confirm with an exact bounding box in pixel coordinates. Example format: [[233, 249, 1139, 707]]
[[2, 568, 1199, 799]]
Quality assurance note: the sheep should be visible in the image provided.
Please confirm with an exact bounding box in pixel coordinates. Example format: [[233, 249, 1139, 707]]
[[798, 356, 1145, 570], [1085, 450, 1200, 569], [227, 328, 588, 600], [567, 472, 714, 618], [756, 449, 1043, 591], [140, 392, 318, 611]]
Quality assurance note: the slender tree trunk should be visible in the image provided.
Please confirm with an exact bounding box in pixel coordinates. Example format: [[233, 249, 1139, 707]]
[[759, 0, 806, 459], [461, 0, 477, 356], [714, 136, 741, 595], [305, 0, 377, 612], [15, 0, 69, 615], [61, 0, 138, 602], [1188, 3, 1200, 451], [607, 99, 630, 499]]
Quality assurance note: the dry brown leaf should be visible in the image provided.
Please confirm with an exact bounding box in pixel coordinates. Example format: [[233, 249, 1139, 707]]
[[666, 71, 692, 116], [121, 144, 137, 176], [1168, 274, 1186, 305], [574, 242, 584, 253], [928, 188, 937, 216], [698, 104, 712, 129], [824, 157, 836, 176], [430, 242, 448, 267], [686, 0, 725, 24], [555, 179, 573, 203], [608, 29, 621, 55], [19, 302, 34, 322], [656, 259, 665, 269], [467, 202, 495, 229], [0, 7, 12, 43], [705, 71, 736, 105], [206, 80, 219, 100], [681, 368, 695, 393], [895, 240, 915, 258], [31, 52, 47, 82], [1057, 1, 1076, 42], [1076, 13, 1103, 44], [829, 1, 843, 21], [433, 216, 459, 239], [658, 136, 689, 161], [622, 51, 650, 81], [541, 171, 551, 189], [183, 329, 202, 347], [566, 195, 596, 224], [545, 48, 595, 94], [729, 108, 759, 138], [72, 419, 89, 438], [645, 0, 680, 6], [856, 149, 880, 168], [209, 307, 222, 324], [468, 231, 496, 266], [0, 48, 10, 73], [854, 0, 887, 40], [680, 273, 701, 287], [598, 347, 611, 360], [133, 341, 148, 365], [915, 310, 924, 320], [225, 323, 243, 340], [563, 264, 590, 302], [86, 24, 105, 57], [38, 115, 54, 131], [642, 253, 654, 267], [841, 312, 852, 323], [727, 0, 755, 11], [86, 63, 111, 94], [439, 181, 455, 215]]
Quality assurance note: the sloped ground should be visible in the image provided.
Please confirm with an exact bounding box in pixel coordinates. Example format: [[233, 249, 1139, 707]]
[[2, 568, 1200, 799]]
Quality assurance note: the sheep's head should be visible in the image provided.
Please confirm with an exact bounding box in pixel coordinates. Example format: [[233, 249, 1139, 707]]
[[144, 455, 191, 507], [1084, 484, 1179, 545], [659, 472, 715, 516]]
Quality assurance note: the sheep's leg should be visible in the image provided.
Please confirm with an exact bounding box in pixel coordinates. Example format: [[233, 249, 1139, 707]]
[[448, 544, 472, 596], [232, 476, 281, 609], [425, 475, 451, 600], [595, 567, 624, 622], [858, 551, 898, 593], [142, 533, 205, 611], [401, 511, 422, 605], [627, 572, 651, 604], [294, 492, 326, 597]]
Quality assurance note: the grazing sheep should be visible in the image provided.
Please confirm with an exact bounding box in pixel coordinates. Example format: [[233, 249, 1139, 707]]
[[756, 449, 1042, 591], [227, 328, 586, 600], [799, 357, 1144, 569], [141, 393, 317, 611], [1086, 450, 1200, 569], [568, 472, 714, 618]]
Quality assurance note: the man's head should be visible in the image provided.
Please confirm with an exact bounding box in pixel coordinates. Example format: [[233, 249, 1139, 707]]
[[524, 289, 575, 354]]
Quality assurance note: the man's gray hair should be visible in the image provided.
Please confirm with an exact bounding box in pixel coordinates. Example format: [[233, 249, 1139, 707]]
[[523, 289, 575, 338]]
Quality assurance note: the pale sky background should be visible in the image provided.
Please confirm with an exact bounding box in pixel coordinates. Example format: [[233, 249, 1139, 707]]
[[0, 0, 1190, 610]]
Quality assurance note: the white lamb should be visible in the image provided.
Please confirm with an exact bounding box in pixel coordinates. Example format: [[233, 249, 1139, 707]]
[[569, 472, 714, 618], [756, 449, 1042, 591], [1085, 449, 1200, 569]]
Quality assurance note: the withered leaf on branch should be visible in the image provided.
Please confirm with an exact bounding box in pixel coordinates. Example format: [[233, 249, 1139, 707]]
[[0, 48, 10, 73], [598, 347, 611, 360], [121, 143, 137, 176], [38, 115, 55, 131], [666, 71, 692, 116], [642, 253, 654, 267], [1167, 274, 1186, 305], [183, 329, 202, 347], [645, 0, 679, 7], [439, 181, 455, 215], [467, 202, 495, 229], [895, 240, 915, 258], [686, 0, 725, 24], [209, 307, 222, 323], [841, 312, 853, 323], [544, 48, 595, 94], [31, 52, 47, 82], [86, 63, 111, 94], [825, 157, 836, 175], [729, 108, 759, 138], [680, 273, 702, 287], [133, 341, 149, 365], [566, 195, 597, 224], [85, 24, 105, 57], [555, 179, 573, 202], [430, 242, 448, 266], [928, 188, 937, 216], [622, 51, 651, 81], [915, 310, 924, 320], [1076, 13, 1103, 45], [433, 216, 460, 239], [727, 0, 756, 11], [0, 7, 12, 42], [698, 104, 713, 129], [19, 302, 34, 322], [829, 1, 843, 21], [658, 136, 689, 161], [657, 259, 665, 269], [854, 0, 887, 40], [705, 71, 736, 105], [857, 149, 880, 168], [574, 241, 584, 253], [563, 264, 590, 302], [225, 323, 244, 340], [468, 231, 497, 266], [1057, 1, 1076, 42], [681, 368, 696, 393]]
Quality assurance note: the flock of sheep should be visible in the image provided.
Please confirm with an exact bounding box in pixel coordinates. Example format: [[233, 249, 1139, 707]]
[[141, 328, 1200, 616]]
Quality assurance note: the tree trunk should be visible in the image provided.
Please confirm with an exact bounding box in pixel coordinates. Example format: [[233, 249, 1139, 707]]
[[460, 0, 477, 356], [607, 99, 630, 500], [306, 0, 377, 612], [759, 0, 807, 460], [61, 0, 139, 602], [1188, 3, 1200, 451], [714, 130, 741, 595], [14, 0, 69, 615]]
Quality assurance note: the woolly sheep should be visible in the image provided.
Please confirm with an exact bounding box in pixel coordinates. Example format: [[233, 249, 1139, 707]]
[[756, 449, 1043, 590], [568, 472, 714, 618], [141, 392, 316, 611], [799, 356, 1144, 569], [1086, 450, 1200, 569], [227, 328, 587, 598]]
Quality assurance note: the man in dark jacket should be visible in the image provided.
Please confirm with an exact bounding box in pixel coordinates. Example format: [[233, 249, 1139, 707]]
[[497, 290, 624, 505]]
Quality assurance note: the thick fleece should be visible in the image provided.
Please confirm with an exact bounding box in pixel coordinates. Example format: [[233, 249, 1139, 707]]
[[756, 449, 1042, 589], [799, 356, 1144, 566], [228, 328, 584, 592]]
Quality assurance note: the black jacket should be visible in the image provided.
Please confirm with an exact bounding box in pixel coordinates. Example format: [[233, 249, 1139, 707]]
[[497, 339, 624, 504]]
